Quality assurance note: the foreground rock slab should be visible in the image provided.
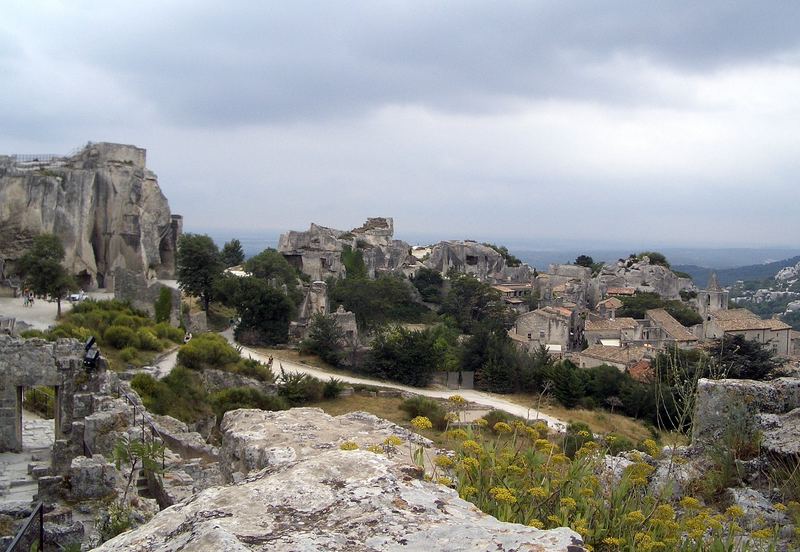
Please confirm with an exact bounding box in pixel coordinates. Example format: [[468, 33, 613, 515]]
[[95, 448, 584, 551]]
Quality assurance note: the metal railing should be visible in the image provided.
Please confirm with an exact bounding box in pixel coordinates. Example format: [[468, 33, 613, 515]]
[[5, 501, 44, 552], [117, 385, 166, 470]]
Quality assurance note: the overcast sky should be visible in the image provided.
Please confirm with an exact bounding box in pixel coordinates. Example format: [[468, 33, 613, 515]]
[[2, 1, 799, 249]]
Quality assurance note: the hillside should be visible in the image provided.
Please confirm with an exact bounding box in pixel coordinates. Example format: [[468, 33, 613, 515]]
[[675, 255, 800, 286]]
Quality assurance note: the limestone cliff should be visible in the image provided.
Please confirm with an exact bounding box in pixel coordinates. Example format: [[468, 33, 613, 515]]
[[592, 256, 693, 301], [0, 143, 181, 289], [277, 217, 414, 280], [425, 240, 534, 283]]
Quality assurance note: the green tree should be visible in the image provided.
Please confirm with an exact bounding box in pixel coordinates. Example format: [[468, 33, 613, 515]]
[[328, 274, 427, 329], [341, 245, 368, 280], [637, 251, 670, 268], [365, 326, 440, 387], [17, 233, 76, 317], [300, 313, 344, 366], [232, 277, 294, 345], [482, 243, 522, 267], [441, 272, 510, 333], [220, 238, 245, 267], [176, 234, 223, 312], [709, 334, 784, 380], [244, 248, 302, 305], [575, 254, 594, 268], [411, 267, 444, 303]]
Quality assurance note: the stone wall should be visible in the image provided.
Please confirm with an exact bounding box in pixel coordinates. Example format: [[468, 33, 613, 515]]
[[0, 335, 85, 452]]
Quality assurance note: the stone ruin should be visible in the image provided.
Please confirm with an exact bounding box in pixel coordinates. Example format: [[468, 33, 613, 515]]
[[0, 142, 182, 290], [592, 256, 694, 303]]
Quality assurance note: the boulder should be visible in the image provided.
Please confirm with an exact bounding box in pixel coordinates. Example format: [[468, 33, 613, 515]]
[[219, 408, 435, 481], [67, 454, 118, 501], [425, 240, 533, 283], [93, 449, 585, 551]]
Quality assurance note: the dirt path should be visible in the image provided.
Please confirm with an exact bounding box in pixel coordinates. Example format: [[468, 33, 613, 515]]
[[224, 330, 567, 431]]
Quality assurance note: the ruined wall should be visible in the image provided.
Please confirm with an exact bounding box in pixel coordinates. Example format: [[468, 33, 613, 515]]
[[0, 336, 84, 452], [0, 142, 180, 289]]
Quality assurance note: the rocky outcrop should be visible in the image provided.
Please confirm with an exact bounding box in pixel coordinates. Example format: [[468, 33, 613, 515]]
[[95, 407, 585, 551], [0, 142, 181, 289], [278, 217, 413, 281], [425, 240, 533, 283], [776, 261, 800, 282], [691, 377, 800, 450], [593, 257, 692, 301]]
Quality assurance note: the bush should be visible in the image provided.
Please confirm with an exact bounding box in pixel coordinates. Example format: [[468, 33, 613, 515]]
[[323, 377, 345, 399], [399, 396, 447, 430], [20, 329, 47, 339], [131, 368, 213, 423], [229, 358, 275, 383], [276, 370, 324, 405], [562, 422, 593, 458], [210, 388, 288, 422], [119, 347, 139, 363], [136, 328, 162, 351], [154, 287, 172, 323], [177, 333, 240, 369], [104, 325, 139, 349], [153, 322, 184, 343]]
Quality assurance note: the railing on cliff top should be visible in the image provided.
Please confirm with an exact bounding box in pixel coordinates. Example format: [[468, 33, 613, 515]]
[[117, 385, 166, 470], [5, 501, 44, 552]]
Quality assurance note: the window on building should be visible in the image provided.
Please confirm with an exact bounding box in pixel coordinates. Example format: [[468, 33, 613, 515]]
[[539, 329, 545, 338]]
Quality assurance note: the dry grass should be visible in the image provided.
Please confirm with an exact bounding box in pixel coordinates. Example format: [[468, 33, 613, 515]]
[[505, 393, 655, 443]]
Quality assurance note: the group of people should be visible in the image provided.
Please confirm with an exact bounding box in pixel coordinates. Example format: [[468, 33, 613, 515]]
[[21, 290, 35, 307]]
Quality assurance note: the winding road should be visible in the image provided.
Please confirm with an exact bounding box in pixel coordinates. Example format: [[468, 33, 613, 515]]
[[221, 330, 568, 431]]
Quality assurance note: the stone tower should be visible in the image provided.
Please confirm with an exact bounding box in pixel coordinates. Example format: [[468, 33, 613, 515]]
[[696, 272, 728, 321]]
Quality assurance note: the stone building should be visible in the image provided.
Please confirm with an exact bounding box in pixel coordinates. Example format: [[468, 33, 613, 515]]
[[594, 297, 623, 319], [696, 272, 729, 321], [509, 306, 583, 353], [705, 308, 792, 356], [640, 308, 699, 350], [492, 283, 534, 313], [583, 317, 638, 347], [578, 344, 650, 371]]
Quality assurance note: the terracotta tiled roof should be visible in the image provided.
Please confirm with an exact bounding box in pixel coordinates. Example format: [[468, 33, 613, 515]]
[[585, 317, 638, 331], [579, 344, 648, 365], [646, 308, 698, 342], [606, 287, 636, 296], [596, 297, 623, 310], [713, 309, 792, 332], [628, 359, 654, 383]]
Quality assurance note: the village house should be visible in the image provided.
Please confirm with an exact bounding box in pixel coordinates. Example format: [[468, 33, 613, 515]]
[[509, 306, 583, 354], [583, 316, 638, 347], [605, 287, 636, 298], [706, 308, 792, 356], [640, 308, 699, 350], [491, 283, 534, 313], [595, 296, 623, 319]]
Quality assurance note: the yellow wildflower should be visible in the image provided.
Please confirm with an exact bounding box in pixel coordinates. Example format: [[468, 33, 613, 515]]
[[489, 487, 517, 503], [434, 455, 455, 469], [602, 537, 623, 547], [447, 429, 468, 440], [444, 412, 458, 423], [339, 441, 359, 450], [462, 440, 484, 455], [460, 457, 480, 471], [642, 438, 660, 458], [725, 505, 744, 520], [493, 422, 513, 434], [559, 497, 577, 510], [366, 444, 383, 454], [528, 486, 548, 499], [527, 519, 544, 529], [679, 496, 702, 510], [474, 418, 488, 427], [624, 510, 645, 524], [578, 430, 590, 438], [411, 416, 433, 430], [437, 477, 453, 486], [460, 485, 477, 498], [751, 528, 773, 539], [448, 394, 465, 404], [383, 435, 403, 447], [773, 502, 787, 512]]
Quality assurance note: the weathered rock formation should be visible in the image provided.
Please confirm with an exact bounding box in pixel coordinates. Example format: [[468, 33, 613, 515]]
[[424, 240, 533, 283], [592, 256, 693, 302], [278, 217, 414, 281], [0, 142, 181, 289], [96, 407, 585, 551]]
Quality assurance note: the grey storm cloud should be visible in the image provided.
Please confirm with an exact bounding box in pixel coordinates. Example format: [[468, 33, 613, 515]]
[[5, 1, 800, 126]]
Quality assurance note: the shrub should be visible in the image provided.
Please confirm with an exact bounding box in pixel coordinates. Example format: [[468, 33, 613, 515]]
[[177, 333, 239, 369], [400, 396, 447, 430], [323, 377, 345, 399], [131, 368, 213, 423], [562, 422, 593, 458], [136, 328, 162, 351], [154, 287, 173, 323], [153, 322, 184, 343], [229, 358, 274, 383], [276, 370, 324, 405], [210, 388, 288, 422], [119, 347, 139, 363], [20, 329, 47, 339], [104, 325, 139, 349], [603, 433, 635, 455]]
